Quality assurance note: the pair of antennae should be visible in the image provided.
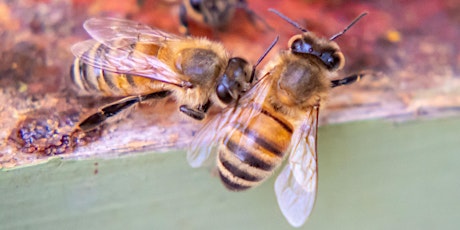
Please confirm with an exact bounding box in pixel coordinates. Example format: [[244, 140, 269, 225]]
[[247, 9, 368, 83], [268, 8, 368, 41]]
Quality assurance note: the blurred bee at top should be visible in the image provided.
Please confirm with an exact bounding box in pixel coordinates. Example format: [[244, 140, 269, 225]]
[[188, 9, 367, 227], [179, 0, 272, 35], [71, 18, 278, 131]]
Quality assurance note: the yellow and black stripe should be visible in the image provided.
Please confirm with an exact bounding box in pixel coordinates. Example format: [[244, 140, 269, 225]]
[[70, 43, 161, 96], [217, 104, 293, 191]]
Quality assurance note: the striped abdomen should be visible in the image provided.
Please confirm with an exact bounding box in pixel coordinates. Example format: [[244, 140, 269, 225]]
[[70, 43, 164, 96], [217, 104, 294, 191]]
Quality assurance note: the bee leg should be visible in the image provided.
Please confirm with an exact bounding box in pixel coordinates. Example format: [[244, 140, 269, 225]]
[[237, 0, 273, 32], [199, 100, 212, 113], [179, 100, 212, 120], [78, 91, 171, 132], [331, 73, 366, 88], [78, 97, 141, 132], [180, 106, 205, 120], [140, 90, 172, 101], [179, 3, 191, 35]]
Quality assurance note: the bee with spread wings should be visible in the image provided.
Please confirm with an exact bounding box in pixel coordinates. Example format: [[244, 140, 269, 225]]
[[187, 9, 367, 227], [71, 18, 262, 131]]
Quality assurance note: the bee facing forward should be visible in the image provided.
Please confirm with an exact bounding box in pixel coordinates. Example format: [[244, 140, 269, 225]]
[[179, 0, 271, 35], [188, 10, 367, 227], [70, 18, 275, 131]]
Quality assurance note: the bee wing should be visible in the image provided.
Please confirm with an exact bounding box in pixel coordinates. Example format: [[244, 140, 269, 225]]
[[274, 106, 319, 227], [187, 72, 274, 168], [240, 71, 274, 106], [72, 18, 191, 87], [71, 39, 189, 87], [83, 17, 181, 48], [187, 111, 233, 168]]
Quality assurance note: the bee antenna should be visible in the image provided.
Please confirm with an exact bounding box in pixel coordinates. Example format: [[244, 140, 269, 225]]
[[250, 35, 279, 83], [255, 36, 279, 68], [329, 12, 368, 41], [268, 9, 308, 33]]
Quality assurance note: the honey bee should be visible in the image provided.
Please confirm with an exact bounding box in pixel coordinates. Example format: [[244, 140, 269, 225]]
[[179, 0, 271, 35], [188, 9, 367, 227], [70, 18, 277, 131]]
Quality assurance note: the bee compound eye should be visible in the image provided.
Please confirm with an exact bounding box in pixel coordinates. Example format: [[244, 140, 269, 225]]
[[290, 39, 303, 52], [326, 55, 336, 66], [290, 38, 313, 55], [321, 52, 342, 70], [216, 84, 233, 104]]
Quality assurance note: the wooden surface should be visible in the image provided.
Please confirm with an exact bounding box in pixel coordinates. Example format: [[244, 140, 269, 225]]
[[1, 1, 459, 228], [1, 0, 460, 168], [2, 117, 459, 230]]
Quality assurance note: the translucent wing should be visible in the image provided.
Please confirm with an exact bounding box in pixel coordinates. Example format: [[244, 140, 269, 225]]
[[187, 110, 232, 168], [275, 106, 319, 227], [237, 71, 274, 109], [83, 17, 181, 48], [71, 18, 192, 87], [187, 72, 275, 168]]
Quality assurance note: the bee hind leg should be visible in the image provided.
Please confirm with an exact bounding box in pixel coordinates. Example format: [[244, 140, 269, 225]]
[[78, 91, 171, 132]]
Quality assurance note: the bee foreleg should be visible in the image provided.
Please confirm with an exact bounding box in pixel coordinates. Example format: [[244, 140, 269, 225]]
[[180, 106, 205, 120], [331, 73, 365, 88], [179, 3, 191, 35], [179, 100, 212, 120], [78, 91, 172, 132]]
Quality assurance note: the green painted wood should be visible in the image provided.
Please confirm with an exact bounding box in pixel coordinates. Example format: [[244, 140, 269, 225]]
[[1, 117, 460, 230]]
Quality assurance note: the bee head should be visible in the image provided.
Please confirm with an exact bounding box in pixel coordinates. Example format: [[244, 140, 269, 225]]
[[288, 33, 345, 71], [268, 9, 367, 72], [216, 57, 252, 104]]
